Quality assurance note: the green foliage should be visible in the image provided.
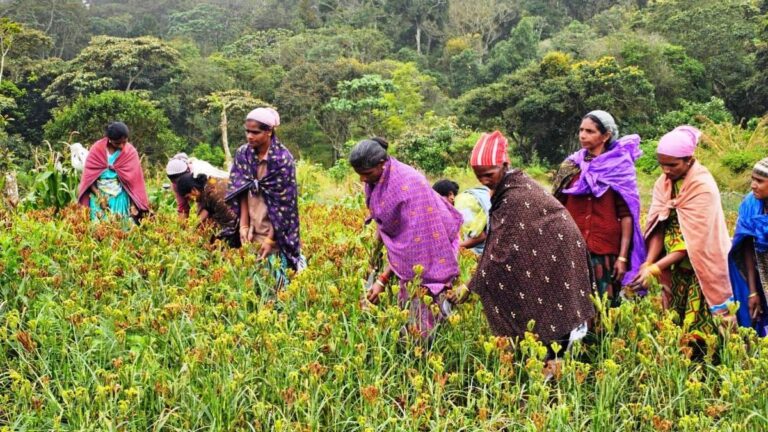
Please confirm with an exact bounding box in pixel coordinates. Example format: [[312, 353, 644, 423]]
[[167, 4, 233, 55], [191, 143, 225, 167], [44, 36, 181, 104], [482, 17, 541, 84], [395, 118, 474, 175], [656, 97, 734, 136], [586, 32, 709, 112], [635, 0, 763, 118], [696, 117, 768, 191], [456, 53, 658, 164], [44, 90, 184, 165], [20, 145, 79, 211]]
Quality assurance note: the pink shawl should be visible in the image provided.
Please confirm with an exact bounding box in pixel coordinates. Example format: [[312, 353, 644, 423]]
[[645, 161, 733, 310], [77, 138, 150, 211]]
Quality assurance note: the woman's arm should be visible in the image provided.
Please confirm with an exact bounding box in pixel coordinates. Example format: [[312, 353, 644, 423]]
[[460, 232, 487, 249], [239, 195, 250, 243], [743, 238, 764, 319], [613, 216, 633, 281]]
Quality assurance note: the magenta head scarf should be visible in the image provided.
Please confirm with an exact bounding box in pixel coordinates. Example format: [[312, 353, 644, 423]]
[[657, 125, 701, 158]]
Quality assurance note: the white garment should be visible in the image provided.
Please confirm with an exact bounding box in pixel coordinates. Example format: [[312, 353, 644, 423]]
[[190, 158, 229, 179], [69, 143, 89, 172]]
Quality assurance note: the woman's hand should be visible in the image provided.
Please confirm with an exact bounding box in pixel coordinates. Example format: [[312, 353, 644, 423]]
[[259, 238, 276, 260], [366, 281, 385, 304], [239, 226, 250, 244], [612, 259, 627, 283], [629, 264, 658, 290], [446, 284, 470, 305]]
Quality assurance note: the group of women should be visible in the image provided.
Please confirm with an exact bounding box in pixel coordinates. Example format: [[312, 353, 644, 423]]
[[77, 106, 768, 358], [351, 109, 768, 358], [77, 108, 303, 282]]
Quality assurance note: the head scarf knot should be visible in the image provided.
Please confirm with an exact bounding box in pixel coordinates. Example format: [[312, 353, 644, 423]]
[[470, 130, 509, 167], [657, 125, 701, 158]]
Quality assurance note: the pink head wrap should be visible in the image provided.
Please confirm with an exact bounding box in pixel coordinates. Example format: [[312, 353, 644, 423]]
[[246, 107, 280, 128], [656, 125, 701, 158], [470, 130, 509, 167]]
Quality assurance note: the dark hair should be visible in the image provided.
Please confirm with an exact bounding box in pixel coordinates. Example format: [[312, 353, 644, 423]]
[[583, 114, 608, 135], [106, 122, 129, 140], [176, 173, 208, 196], [349, 137, 389, 170], [168, 172, 185, 182], [433, 179, 459, 197]]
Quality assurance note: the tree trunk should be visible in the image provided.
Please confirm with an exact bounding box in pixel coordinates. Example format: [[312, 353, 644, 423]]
[[3, 171, 19, 209], [0, 48, 6, 85], [221, 107, 233, 169], [415, 24, 422, 55]]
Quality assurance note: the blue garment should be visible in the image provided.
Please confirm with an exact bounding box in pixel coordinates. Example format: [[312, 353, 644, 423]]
[[729, 192, 768, 336], [89, 150, 131, 221]]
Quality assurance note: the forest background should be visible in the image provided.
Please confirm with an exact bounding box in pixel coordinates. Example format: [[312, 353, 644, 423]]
[[0, 0, 766, 195]]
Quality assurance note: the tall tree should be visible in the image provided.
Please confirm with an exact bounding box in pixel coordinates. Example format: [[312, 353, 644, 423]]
[[635, 0, 763, 118], [0, 18, 22, 85], [386, 0, 447, 55], [2, 0, 90, 59], [447, 0, 520, 55], [44, 36, 181, 104], [456, 52, 657, 163], [197, 90, 266, 167]]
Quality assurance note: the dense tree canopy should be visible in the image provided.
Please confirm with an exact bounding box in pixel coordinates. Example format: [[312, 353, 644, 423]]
[[0, 0, 764, 172]]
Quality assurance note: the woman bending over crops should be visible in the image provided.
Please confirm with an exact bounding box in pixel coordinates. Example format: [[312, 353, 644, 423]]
[[350, 137, 463, 340], [225, 107, 303, 286], [630, 126, 735, 341], [454, 131, 596, 360], [77, 122, 149, 224], [166, 153, 228, 218], [729, 157, 768, 336], [176, 172, 240, 248], [433, 179, 492, 255], [552, 110, 646, 306]]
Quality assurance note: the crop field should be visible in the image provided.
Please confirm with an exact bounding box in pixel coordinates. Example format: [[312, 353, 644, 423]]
[[1, 167, 766, 432]]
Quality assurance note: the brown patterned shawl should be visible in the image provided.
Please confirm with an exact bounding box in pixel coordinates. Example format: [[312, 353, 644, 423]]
[[468, 170, 596, 344]]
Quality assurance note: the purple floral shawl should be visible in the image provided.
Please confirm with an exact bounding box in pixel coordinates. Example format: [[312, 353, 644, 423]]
[[226, 138, 301, 269], [558, 135, 646, 285], [366, 158, 462, 294]]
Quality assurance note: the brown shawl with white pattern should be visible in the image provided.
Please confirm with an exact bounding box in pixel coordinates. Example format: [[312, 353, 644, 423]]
[[468, 170, 596, 344]]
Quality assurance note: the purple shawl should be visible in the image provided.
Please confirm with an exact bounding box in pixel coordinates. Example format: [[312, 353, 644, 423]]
[[226, 139, 301, 269], [366, 158, 462, 294], [561, 135, 646, 285]]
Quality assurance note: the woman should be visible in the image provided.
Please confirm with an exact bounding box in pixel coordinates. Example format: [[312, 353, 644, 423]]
[[225, 108, 303, 286], [553, 110, 646, 305], [77, 122, 149, 224], [460, 130, 596, 359], [630, 126, 734, 339], [350, 137, 463, 340], [166, 153, 229, 217], [729, 157, 768, 336], [176, 172, 240, 248]]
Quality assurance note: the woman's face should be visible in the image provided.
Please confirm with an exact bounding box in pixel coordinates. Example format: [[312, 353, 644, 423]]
[[657, 153, 692, 181], [354, 161, 385, 185], [108, 136, 127, 151], [751, 173, 768, 200], [472, 164, 507, 191], [579, 118, 611, 155], [185, 188, 201, 203], [244, 120, 272, 149]]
